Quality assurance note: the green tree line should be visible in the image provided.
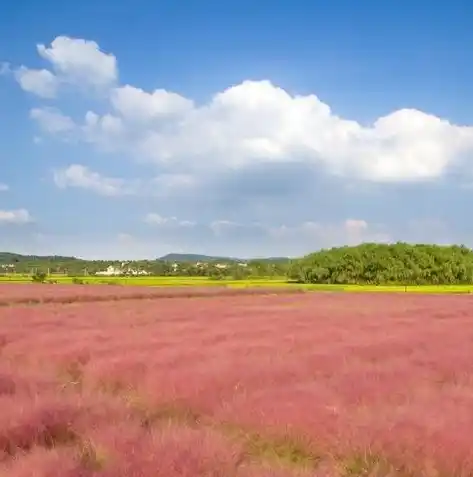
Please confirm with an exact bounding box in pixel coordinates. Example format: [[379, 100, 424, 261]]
[[0, 253, 290, 279], [287, 243, 473, 285]]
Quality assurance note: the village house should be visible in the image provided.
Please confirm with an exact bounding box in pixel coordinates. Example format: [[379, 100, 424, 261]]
[[95, 265, 150, 276]]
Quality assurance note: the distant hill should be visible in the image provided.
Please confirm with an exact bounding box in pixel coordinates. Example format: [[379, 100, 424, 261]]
[[158, 253, 237, 262], [0, 252, 82, 264], [159, 253, 291, 263], [0, 251, 291, 265], [257, 257, 292, 263]]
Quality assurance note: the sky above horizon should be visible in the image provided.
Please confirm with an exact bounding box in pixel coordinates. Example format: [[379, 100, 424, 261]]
[[1, 0, 473, 259]]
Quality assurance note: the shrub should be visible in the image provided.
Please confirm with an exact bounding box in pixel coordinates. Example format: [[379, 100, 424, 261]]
[[31, 271, 47, 284]]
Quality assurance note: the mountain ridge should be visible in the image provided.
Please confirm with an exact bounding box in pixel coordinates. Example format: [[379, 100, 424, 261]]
[[158, 253, 291, 262], [0, 252, 291, 263]]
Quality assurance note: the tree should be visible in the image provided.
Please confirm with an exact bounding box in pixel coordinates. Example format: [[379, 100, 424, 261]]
[[231, 265, 251, 280], [289, 243, 473, 285], [31, 270, 47, 283]]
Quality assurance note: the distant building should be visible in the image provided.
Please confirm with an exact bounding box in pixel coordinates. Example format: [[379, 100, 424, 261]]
[[126, 269, 150, 276], [95, 266, 122, 276], [95, 265, 150, 276], [0, 264, 15, 273]]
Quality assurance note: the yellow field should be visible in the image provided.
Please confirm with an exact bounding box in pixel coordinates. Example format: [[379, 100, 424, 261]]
[[0, 274, 473, 293]]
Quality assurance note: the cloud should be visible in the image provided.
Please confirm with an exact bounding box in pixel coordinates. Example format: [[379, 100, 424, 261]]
[[144, 213, 195, 227], [38, 80, 473, 182], [81, 111, 125, 151], [80, 79, 473, 182], [30, 107, 75, 134], [14, 67, 58, 98], [0, 209, 32, 225], [144, 213, 167, 225], [53, 164, 136, 197], [9, 36, 118, 99], [83, 111, 123, 136], [37, 36, 117, 88], [0, 183, 9, 192], [10, 36, 473, 183], [51, 164, 197, 199], [111, 85, 194, 122]]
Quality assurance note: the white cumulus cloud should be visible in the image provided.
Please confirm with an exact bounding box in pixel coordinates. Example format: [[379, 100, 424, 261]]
[[53, 164, 135, 197], [37, 36, 117, 88], [111, 85, 194, 122], [0, 209, 32, 225], [30, 107, 75, 134], [76, 77, 473, 182], [14, 67, 59, 98], [10, 36, 118, 98], [12, 36, 473, 185]]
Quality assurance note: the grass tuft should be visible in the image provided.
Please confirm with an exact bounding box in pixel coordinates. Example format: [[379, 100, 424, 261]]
[[340, 451, 410, 477], [137, 403, 201, 429], [245, 432, 320, 468], [77, 438, 107, 471], [219, 423, 321, 470], [1, 421, 78, 456], [58, 361, 85, 391]]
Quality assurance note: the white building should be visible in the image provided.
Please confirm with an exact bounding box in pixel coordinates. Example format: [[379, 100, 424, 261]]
[[95, 265, 150, 276], [95, 266, 122, 276]]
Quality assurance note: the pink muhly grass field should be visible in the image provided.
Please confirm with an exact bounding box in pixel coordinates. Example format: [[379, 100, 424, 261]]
[[0, 283, 305, 306], [1, 291, 473, 475]]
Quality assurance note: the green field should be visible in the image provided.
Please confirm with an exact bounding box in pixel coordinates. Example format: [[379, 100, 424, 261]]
[[1, 274, 473, 294]]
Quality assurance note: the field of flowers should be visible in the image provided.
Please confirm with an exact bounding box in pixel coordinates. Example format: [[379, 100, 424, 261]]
[[1, 285, 473, 476]]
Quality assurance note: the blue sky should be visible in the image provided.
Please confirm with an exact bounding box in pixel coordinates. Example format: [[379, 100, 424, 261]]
[[1, 0, 473, 259]]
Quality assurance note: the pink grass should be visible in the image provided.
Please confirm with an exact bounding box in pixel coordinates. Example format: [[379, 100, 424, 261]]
[[1, 292, 473, 475], [0, 283, 305, 306], [1, 447, 92, 477]]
